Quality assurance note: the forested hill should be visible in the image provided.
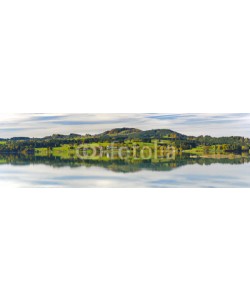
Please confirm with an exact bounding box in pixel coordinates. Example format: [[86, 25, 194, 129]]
[[93, 128, 187, 141], [0, 127, 250, 142], [0, 127, 250, 154], [1, 128, 186, 141]]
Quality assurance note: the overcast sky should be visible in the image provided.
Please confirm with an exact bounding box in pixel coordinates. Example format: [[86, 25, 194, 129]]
[[0, 113, 250, 138]]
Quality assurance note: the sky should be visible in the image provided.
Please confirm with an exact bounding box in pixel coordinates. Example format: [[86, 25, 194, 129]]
[[0, 113, 250, 138]]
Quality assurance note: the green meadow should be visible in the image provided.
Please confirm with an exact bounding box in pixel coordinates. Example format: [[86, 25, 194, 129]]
[[0, 128, 249, 159]]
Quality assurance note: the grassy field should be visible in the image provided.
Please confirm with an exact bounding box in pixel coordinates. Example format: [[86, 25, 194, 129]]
[[183, 145, 226, 154], [183, 146, 205, 154], [35, 148, 49, 156], [34, 142, 245, 159]]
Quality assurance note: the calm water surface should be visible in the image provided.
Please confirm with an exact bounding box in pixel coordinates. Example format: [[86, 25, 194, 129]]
[[0, 154, 249, 188]]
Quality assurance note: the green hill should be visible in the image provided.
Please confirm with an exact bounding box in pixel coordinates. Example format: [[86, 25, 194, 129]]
[[101, 128, 142, 136], [0, 127, 250, 155]]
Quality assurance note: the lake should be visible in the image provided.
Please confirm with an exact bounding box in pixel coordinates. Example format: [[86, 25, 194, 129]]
[[0, 154, 250, 188]]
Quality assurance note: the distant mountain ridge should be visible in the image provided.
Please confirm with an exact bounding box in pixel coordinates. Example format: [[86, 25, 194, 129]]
[[101, 127, 142, 136], [93, 128, 188, 142], [1, 127, 249, 141], [2, 128, 185, 140], [126, 129, 186, 140]]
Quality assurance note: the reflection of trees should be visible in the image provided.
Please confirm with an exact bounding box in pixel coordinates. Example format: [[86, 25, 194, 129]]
[[0, 154, 250, 173]]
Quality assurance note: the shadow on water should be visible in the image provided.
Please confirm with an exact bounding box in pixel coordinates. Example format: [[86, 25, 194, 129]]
[[1, 153, 250, 173]]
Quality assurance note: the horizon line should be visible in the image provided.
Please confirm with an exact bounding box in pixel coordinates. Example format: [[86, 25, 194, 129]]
[[0, 126, 247, 140]]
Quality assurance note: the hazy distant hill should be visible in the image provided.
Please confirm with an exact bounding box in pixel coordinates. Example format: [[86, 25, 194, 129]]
[[42, 133, 82, 140], [126, 129, 187, 140], [100, 128, 142, 136], [10, 137, 30, 141], [94, 128, 185, 140]]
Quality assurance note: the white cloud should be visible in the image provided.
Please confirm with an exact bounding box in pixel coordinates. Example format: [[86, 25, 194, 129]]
[[0, 113, 249, 138]]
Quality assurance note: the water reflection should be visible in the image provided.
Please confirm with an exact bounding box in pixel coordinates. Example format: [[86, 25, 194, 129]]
[[0, 153, 250, 188]]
